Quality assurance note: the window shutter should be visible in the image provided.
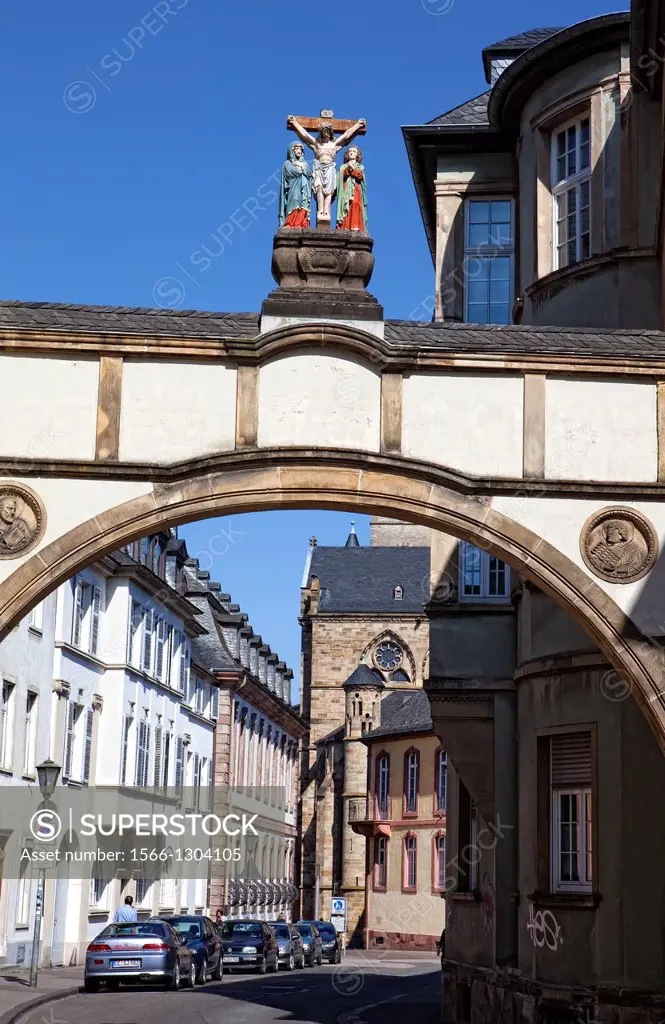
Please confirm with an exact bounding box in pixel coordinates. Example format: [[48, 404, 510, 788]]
[[180, 637, 190, 694], [143, 723, 151, 787], [142, 610, 154, 674], [154, 726, 162, 789], [135, 720, 147, 787], [211, 687, 219, 721], [551, 732, 592, 787], [129, 601, 143, 666], [90, 587, 102, 655], [72, 580, 84, 646], [172, 630, 182, 690], [63, 700, 76, 779], [82, 708, 94, 783], [120, 715, 132, 785], [162, 731, 170, 790], [175, 736, 184, 793], [155, 619, 166, 680], [164, 626, 172, 686]]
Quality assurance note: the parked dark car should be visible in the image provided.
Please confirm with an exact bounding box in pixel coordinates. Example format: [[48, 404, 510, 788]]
[[220, 919, 279, 974], [269, 922, 305, 970], [314, 920, 342, 963], [295, 921, 323, 966], [84, 919, 196, 991], [159, 914, 223, 985]]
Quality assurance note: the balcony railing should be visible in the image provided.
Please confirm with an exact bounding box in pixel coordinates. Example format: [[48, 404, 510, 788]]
[[347, 797, 368, 822]]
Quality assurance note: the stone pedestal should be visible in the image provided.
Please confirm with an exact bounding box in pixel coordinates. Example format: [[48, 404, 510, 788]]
[[261, 228, 383, 321]]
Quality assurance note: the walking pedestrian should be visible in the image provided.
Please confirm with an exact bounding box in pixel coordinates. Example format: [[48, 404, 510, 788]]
[[114, 895, 137, 923]]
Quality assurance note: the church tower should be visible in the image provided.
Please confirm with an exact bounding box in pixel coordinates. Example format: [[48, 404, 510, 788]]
[[341, 665, 384, 934]]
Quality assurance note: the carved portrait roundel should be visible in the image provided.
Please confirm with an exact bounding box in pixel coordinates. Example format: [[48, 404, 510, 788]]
[[580, 507, 658, 584], [0, 482, 46, 560]]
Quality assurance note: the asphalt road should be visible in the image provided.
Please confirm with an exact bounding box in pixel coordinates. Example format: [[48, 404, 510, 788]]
[[19, 952, 441, 1024]]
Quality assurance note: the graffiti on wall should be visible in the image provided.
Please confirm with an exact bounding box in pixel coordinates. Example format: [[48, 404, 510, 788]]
[[526, 904, 563, 951]]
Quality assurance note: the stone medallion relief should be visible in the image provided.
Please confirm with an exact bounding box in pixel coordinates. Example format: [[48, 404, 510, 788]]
[[580, 507, 659, 584], [0, 483, 46, 559]]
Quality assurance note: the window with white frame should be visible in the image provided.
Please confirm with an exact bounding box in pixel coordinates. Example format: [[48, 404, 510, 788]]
[[119, 713, 133, 786], [23, 692, 38, 777], [436, 749, 447, 814], [155, 618, 168, 681], [90, 873, 110, 910], [552, 115, 591, 269], [374, 835, 387, 889], [63, 699, 91, 784], [135, 876, 153, 908], [142, 609, 155, 675], [404, 749, 419, 814], [159, 874, 176, 908], [464, 198, 515, 325], [135, 718, 151, 788], [550, 731, 593, 892], [28, 600, 44, 633], [0, 681, 16, 771], [376, 753, 389, 819], [403, 833, 417, 890], [459, 541, 510, 601], [72, 578, 102, 655], [434, 833, 447, 890], [128, 599, 143, 668]]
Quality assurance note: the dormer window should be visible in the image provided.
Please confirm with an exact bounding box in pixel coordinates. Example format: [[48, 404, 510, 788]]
[[393, 585, 403, 601]]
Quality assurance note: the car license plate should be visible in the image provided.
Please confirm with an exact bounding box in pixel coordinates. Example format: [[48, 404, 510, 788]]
[[110, 959, 141, 969], [223, 956, 240, 963]]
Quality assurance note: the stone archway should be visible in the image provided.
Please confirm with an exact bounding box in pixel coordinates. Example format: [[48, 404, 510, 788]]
[[0, 450, 663, 747]]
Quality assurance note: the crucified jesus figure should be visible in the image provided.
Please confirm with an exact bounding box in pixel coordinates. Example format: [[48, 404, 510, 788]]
[[287, 115, 366, 224]]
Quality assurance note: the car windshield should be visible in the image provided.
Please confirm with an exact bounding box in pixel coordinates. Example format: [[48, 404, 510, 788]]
[[297, 925, 312, 938], [272, 925, 290, 939], [317, 923, 336, 938], [168, 919, 202, 938], [101, 924, 165, 938], [222, 922, 262, 940]]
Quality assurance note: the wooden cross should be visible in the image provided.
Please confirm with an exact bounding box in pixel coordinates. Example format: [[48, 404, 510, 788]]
[[286, 109, 367, 136]]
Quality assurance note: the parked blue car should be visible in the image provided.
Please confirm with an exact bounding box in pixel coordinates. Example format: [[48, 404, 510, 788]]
[[84, 919, 195, 991], [159, 915, 223, 984]]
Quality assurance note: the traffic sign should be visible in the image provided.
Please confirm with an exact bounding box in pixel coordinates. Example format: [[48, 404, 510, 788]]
[[331, 896, 346, 916]]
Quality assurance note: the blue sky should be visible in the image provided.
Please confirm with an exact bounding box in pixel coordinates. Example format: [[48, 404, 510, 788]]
[[2, 0, 627, 697]]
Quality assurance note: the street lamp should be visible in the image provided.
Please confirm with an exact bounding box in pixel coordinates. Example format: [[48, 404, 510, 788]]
[[29, 759, 61, 987], [37, 759, 61, 801]]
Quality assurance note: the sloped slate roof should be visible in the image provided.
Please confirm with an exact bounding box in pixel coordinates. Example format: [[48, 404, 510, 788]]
[[308, 546, 430, 614], [0, 299, 260, 338], [428, 91, 491, 128], [367, 689, 433, 740], [483, 27, 564, 51], [344, 664, 385, 690], [383, 320, 665, 359]]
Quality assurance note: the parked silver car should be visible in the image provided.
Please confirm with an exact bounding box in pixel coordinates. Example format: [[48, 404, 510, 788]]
[[84, 919, 196, 991], [270, 922, 306, 970]]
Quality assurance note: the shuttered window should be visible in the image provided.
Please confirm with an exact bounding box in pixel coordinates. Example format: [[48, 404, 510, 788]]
[[551, 731, 593, 893], [210, 687, 219, 721], [142, 610, 155, 675], [155, 619, 166, 681], [72, 579, 85, 647], [128, 600, 143, 667], [162, 731, 171, 791], [90, 587, 102, 656], [82, 708, 94, 783], [175, 736, 184, 794], [62, 700, 77, 781], [153, 726, 163, 789], [551, 732, 592, 787], [120, 715, 132, 785], [135, 719, 151, 788]]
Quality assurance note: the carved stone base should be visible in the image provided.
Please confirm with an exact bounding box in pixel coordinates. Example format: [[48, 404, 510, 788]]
[[261, 228, 383, 321]]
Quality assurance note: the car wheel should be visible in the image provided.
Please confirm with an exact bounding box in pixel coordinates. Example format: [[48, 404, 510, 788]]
[[335, 949, 341, 964], [197, 956, 208, 985], [271, 954, 279, 973], [211, 956, 223, 982], [287, 954, 295, 971], [187, 959, 197, 988], [299, 955, 305, 969], [258, 956, 267, 975], [168, 960, 181, 990], [83, 977, 100, 993]]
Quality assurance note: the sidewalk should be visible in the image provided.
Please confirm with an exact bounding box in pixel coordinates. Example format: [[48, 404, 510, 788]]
[[0, 967, 83, 1024]]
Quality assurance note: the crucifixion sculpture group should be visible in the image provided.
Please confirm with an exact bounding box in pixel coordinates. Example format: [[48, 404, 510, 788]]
[[279, 111, 367, 232]]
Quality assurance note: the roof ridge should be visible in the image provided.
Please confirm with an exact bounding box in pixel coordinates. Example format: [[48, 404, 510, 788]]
[[0, 298, 260, 320]]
